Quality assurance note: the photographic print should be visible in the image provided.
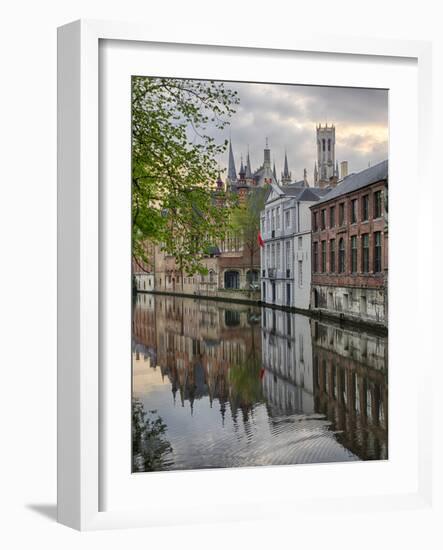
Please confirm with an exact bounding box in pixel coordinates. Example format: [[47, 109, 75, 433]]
[[131, 77, 388, 473]]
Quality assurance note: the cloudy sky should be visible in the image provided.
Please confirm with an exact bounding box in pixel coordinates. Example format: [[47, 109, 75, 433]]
[[211, 81, 388, 184]]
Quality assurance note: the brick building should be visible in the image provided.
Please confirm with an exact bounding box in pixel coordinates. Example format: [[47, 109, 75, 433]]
[[310, 160, 388, 327]]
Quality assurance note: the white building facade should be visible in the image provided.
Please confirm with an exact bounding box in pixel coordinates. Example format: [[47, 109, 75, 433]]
[[260, 182, 330, 310]]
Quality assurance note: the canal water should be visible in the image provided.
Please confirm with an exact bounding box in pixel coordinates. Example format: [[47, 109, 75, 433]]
[[132, 293, 388, 472]]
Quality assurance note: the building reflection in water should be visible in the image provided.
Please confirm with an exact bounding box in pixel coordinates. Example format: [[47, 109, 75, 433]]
[[132, 293, 388, 471]]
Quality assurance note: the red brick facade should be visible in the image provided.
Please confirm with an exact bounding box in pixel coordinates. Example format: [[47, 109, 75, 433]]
[[310, 179, 388, 290]]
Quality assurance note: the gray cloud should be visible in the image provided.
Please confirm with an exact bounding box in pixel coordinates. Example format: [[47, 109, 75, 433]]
[[206, 80, 388, 184]]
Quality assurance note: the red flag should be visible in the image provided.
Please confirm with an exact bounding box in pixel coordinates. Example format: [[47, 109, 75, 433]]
[[258, 231, 264, 248]]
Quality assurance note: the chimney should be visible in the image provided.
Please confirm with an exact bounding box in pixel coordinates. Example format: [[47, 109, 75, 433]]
[[340, 161, 348, 179]]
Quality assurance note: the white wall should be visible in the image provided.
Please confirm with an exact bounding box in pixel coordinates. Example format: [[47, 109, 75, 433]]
[[1, 1, 441, 548]]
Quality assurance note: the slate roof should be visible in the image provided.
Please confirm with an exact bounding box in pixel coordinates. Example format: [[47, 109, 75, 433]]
[[314, 160, 388, 205], [279, 185, 331, 202]]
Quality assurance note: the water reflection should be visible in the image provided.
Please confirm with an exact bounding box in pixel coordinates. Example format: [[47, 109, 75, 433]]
[[132, 294, 388, 471]]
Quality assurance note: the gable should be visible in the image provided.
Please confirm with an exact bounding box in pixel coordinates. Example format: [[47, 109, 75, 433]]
[[265, 181, 284, 204]]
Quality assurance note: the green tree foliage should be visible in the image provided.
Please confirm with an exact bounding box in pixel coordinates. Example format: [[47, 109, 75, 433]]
[[132, 398, 173, 472], [229, 324, 263, 410], [132, 77, 239, 275], [231, 188, 268, 280]]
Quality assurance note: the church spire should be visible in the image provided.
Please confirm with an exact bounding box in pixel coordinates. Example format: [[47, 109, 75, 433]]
[[245, 148, 252, 178], [239, 154, 246, 181], [281, 150, 292, 184], [284, 151, 289, 176], [227, 140, 237, 183]]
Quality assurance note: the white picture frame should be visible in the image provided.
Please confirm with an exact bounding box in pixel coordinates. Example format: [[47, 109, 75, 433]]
[[57, 19, 433, 531]]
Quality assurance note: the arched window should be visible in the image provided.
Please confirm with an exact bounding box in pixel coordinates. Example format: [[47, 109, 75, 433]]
[[209, 270, 215, 283], [338, 238, 345, 273], [224, 270, 240, 289]]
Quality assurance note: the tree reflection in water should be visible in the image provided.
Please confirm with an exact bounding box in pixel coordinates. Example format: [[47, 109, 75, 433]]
[[132, 398, 173, 472]]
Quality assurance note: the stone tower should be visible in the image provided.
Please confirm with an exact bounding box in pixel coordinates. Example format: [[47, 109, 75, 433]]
[[315, 123, 337, 188]]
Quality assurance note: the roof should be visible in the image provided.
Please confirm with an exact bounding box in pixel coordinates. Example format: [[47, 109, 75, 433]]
[[314, 160, 388, 205], [279, 185, 331, 202]]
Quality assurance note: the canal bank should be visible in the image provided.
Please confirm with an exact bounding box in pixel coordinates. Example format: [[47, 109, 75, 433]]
[[136, 289, 388, 335]]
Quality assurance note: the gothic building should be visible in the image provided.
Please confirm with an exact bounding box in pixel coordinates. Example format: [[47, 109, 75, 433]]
[[314, 123, 340, 188], [226, 139, 277, 193]]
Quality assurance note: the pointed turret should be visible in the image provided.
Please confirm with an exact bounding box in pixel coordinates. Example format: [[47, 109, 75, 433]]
[[227, 140, 237, 184], [239, 155, 245, 177], [281, 150, 292, 184], [245, 148, 252, 178], [216, 170, 224, 189], [263, 137, 271, 168]]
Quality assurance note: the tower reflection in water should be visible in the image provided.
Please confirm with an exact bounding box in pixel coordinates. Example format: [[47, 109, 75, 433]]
[[132, 294, 387, 471]]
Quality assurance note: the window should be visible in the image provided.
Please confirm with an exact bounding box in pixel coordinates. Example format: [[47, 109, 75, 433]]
[[313, 241, 318, 272], [271, 243, 275, 267], [271, 209, 275, 230], [209, 270, 215, 283], [321, 241, 326, 272], [374, 231, 382, 272], [266, 244, 270, 268], [374, 190, 383, 218], [321, 209, 326, 230], [328, 139, 331, 151], [351, 199, 358, 224], [225, 310, 240, 326], [330, 206, 335, 228], [285, 241, 291, 271], [362, 234, 369, 272], [330, 239, 335, 273], [224, 271, 240, 289], [298, 236, 302, 250], [298, 260, 303, 287], [247, 270, 259, 284], [266, 210, 270, 232], [322, 139, 325, 151], [339, 203, 345, 225], [338, 238, 345, 273], [276, 242, 281, 269], [276, 207, 281, 229], [351, 236, 357, 273], [362, 195, 369, 221], [313, 212, 318, 231], [285, 210, 290, 228]]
